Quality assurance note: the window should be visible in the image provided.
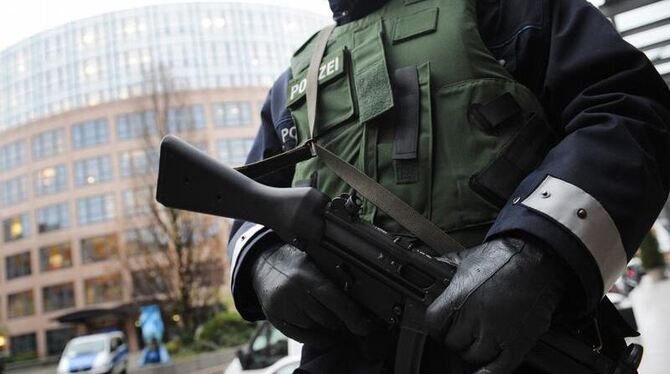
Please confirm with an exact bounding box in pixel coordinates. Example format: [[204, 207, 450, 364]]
[[42, 282, 75, 312], [195, 262, 223, 287], [77, 194, 116, 225], [10, 333, 37, 357], [84, 273, 122, 305], [212, 102, 252, 127], [8, 290, 34, 318], [46, 327, 76, 356], [71, 118, 109, 149], [122, 187, 152, 217], [166, 105, 206, 133], [81, 234, 118, 263], [119, 150, 157, 177], [216, 138, 254, 166], [0, 140, 26, 171], [124, 227, 165, 254], [39, 242, 73, 272], [116, 111, 156, 140], [247, 324, 288, 370], [36, 203, 71, 233], [3, 213, 31, 242], [35, 165, 67, 195], [1, 175, 29, 206], [132, 269, 168, 297], [74, 155, 113, 186], [32, 128, 65, 160], [5, 252, 31, 280]]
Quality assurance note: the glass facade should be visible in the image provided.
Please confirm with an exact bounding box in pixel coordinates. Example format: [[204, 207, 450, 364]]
[[74, 155, 113, 186], [5, 252, 32, 280], [46, 327, 76, 356], [0, 140, 26, 171], [1, 175, 29, 207], [166, 105, 206, 133], [217, 138, 254, 166], [36, 203, 71, 233], [10, 333, 37, 356], [3, 213, 31, 242], [212, 102, 253, 127], [84, 273, 122, 305], [35, 165, 68, 196], [81, 234, 118, 263], [119, 149, 157, 177], [71, 118, 109, 150], [0, 3, 328, 131], [32, 128, 65, 160], [122, 187, 152, 217], [77, 194, 116, 225], [39, 242, 73, 272], [42, 282, 76, 312], [116, 111, 156, 140], [125, 227, 163, 254], [8, 290, 34, 318]]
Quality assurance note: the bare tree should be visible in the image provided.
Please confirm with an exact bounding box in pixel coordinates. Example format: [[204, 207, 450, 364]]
[[120, 64, 228, 340]]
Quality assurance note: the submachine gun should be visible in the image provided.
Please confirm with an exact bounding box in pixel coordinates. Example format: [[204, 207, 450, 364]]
[[156, 135, 642, 374]]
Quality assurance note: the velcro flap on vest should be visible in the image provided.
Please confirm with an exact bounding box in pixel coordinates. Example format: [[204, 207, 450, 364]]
[[353, 21, 394, 123], [286, 48, 347, 107], [392, 8, 439, 44]]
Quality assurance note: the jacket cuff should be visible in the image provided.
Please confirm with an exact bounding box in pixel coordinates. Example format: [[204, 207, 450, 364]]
[[487, 175, 628, 312], [229, 223, 283, 321]]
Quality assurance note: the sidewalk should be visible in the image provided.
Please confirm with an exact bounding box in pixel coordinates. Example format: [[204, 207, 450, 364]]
[[630, 277, 670, 374]]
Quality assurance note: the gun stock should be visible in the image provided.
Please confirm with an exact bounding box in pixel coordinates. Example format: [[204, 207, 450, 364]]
[[155, 135, 328, 243]]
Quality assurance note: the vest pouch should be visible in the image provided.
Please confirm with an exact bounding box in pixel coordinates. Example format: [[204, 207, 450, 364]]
[[470, 112, 558, 208], [373, 62, 433, 234], [287, 47, 356, 138], [431, 78, 546, 238]]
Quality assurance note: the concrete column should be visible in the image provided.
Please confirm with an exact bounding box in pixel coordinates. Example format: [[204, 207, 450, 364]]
[[36, 329, 47, 358], [125, 318, 139, 352]]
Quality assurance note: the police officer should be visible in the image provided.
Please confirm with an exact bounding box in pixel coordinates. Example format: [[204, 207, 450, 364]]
[[229, 0, 670, 372]]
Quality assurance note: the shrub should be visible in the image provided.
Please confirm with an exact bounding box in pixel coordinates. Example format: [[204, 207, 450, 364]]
[[165, 339, 181, 355], [640, 232, 666, 271], [6, 351, 37, 364], [197, 311, 257, 347]]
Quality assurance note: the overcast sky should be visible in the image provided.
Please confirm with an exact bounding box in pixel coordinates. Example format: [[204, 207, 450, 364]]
[[0, 0, 331, 50]]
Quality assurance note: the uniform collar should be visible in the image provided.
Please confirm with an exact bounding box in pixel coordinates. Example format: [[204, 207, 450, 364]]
[[329, 0, 389, 25]]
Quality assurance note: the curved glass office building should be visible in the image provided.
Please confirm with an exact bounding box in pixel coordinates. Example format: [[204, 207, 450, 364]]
[[0, 2, 327, 359]]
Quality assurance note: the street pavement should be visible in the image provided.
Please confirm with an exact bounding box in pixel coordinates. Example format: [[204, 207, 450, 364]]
[[7, 348, 238, 374], [631, 276, 670, 374]]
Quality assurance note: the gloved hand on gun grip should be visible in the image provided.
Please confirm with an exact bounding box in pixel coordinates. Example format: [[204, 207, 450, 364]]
[[425, 237, 570, 374], [252, 243, 372, 348]]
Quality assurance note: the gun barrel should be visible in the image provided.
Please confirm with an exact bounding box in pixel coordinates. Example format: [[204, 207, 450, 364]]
[[155, 135, 329, 243]]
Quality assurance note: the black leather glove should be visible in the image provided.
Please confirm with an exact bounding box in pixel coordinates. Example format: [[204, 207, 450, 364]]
[[425, 237, 570, 374], [251, 243, 371, 348]]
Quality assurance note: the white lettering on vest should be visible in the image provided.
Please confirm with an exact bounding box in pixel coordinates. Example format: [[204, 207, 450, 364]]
[[281, 126, 298, 144]]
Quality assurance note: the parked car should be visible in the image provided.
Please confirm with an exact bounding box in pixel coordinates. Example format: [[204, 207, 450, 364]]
[[225, 321, 301, 374], [57, 331, 129, 374]]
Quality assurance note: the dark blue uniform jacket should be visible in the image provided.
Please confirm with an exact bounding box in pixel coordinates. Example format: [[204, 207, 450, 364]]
[[228, 0, 670, 371]]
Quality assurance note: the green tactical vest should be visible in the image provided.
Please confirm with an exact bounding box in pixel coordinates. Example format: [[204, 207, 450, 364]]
[[286, 0, 556, 247]]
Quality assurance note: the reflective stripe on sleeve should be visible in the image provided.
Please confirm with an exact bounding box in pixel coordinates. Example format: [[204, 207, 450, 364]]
[[521, 176, 627, 292], [230, 224, 267, 283]]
